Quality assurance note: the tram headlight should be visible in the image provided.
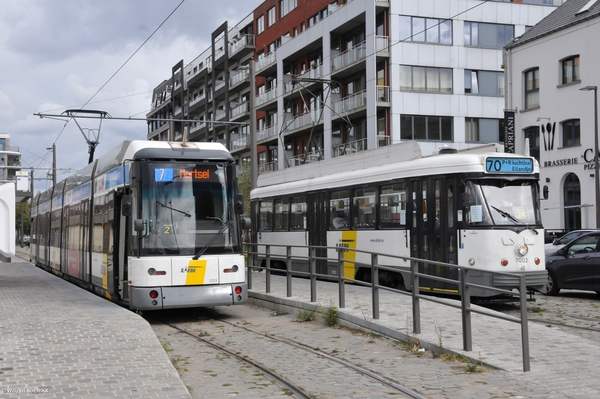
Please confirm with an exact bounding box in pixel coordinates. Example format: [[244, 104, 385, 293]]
[[516, 243, 529, 256], [148, 268, 156, 275], [468, 258, 475, 266], [224, 265, 239, 273]]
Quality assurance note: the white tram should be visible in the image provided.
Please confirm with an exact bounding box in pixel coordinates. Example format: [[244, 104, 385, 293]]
[[250, 145, 547, 297], [30, 140, 248, 310]]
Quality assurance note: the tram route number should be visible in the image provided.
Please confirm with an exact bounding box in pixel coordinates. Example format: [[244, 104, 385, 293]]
[[516, 258, 528, 270]]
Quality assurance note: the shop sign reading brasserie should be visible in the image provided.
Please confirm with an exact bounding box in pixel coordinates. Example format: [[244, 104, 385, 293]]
[[543, 148, 597, 170]]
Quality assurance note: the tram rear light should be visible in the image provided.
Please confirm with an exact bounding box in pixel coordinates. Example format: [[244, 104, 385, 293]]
[[501, 259, 509, 266], [235, 286, 243, 295], [224, 265, 239, 273], [149, 290, 159, 299], [155, 270, 167, 275], [534, 257, 541, 265]]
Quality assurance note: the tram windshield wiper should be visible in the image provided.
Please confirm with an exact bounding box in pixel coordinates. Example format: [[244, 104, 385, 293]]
[[156, 200, 191, 218], [193, 220, 232, 260], [490, 206, 538, 235]]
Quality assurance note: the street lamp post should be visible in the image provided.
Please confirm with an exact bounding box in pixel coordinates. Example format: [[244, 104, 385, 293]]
[[581, 85, 599, 228]]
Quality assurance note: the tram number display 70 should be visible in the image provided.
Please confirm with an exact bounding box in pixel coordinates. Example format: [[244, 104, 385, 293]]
[[485, 157, 533, 174]]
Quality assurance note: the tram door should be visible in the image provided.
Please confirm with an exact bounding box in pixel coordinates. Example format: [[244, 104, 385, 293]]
[[409, 177, 458, 292], [307, 191, 328, 274]]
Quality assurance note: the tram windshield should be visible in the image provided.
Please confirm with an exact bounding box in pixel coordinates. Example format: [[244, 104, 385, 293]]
[[463, 179, 541, 227], [135, 162, 239, 256]]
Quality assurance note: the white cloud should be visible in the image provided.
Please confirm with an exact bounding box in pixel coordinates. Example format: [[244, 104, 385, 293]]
[[1, 0, 263, 192]]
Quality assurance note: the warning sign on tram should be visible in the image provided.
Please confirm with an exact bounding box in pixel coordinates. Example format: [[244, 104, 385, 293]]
[[485, 157, 533, 173]]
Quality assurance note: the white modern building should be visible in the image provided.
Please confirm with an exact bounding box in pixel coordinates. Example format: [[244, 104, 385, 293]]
[[504, 0, 600, 232], [148, 0, 565, 186]]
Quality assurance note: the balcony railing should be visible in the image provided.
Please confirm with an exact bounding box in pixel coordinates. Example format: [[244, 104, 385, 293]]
[[256, 86, 278, 107], [230, 102, 249, 118], [287, 151, 323, 168], [230, 70, 249, 87], [258, 161, 278, 174], [229, 34, 255, 56], [332, 90, 366, 115], [215, 80, 226, 92], [255, 51, 276, 72], [377, 86, 390, 102], [332, 138, 367, 157], [282, 112, 319, 132], [331, 41, 366, 71], [283, 64, 324, 93], [189, 93, 205, 107], [376, 35, 389, 53], [215, 110, 226, 121], [257, 124, 278, 141], [190, 122, 206, 134], [230, 135, 249, 151]]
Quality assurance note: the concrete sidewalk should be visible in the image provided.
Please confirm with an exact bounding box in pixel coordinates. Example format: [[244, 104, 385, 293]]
[[248, 271, 600, 399]]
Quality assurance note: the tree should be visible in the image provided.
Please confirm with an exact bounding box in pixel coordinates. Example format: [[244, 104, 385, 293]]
[[15, 201, 31, 238], [237, 163, 251, 217]]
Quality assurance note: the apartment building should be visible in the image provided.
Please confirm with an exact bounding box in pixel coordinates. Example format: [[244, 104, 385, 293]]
[[504, 0, 600, 231], [0, 133, 31, 202], [147, 0, 564, 185]]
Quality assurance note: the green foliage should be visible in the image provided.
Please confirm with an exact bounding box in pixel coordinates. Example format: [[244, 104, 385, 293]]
[[321, 305, 338, 326], [297, 308, 317, 322], [15, 201, 31, 237], [237, 163, 251, 217]]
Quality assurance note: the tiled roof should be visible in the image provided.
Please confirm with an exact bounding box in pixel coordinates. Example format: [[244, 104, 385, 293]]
[[506, 0, 600, 49]]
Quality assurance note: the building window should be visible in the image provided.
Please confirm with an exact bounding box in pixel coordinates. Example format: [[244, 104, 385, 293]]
[[257, 15, 265, 34], [524, 68, 540, 109], [399, 16, 452, 45], [562, 55, 580, 85], [465, 118, 504, 143], [400, 115, 453, 141], [268, 6, 276, 27], [464, 22, 514, 49], [524, 126, 540, 164], [464, 70, 504, 96], [562, 119, 580, 147], [564, 173, 581, 231], [280, 0, 297, 18], [400, 66, 452, 93]]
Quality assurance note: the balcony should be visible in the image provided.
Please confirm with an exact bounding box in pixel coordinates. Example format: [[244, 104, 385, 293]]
[[215, 110, 226, 121], [376, 36, 390, 55], [283, 64, 324, 95], [331, 41, 366, 72], [257, 124, 278, 142], [229, 70, 249, 89], [255, 51, 276, 74], [377, 86, 390, 103], [281, 112, 319, 133], [287, 151, 323, 168], [332, 90, 366, 116], [255, 86, 278, 108], [230, 135, 249, 152], [229, 34, 255, 60], [332, 138, 367, 157], [258, 160, 278, 174], [230, 102, 249, 120]]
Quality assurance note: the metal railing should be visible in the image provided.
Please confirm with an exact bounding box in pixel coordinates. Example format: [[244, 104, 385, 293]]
[[246, 243, 531, 372]]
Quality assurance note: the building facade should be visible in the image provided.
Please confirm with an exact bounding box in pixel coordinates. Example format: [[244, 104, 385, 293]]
[[147, 0, 563, 186], [504, 0, 600, 232]]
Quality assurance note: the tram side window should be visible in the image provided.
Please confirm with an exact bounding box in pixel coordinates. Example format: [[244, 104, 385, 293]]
[[380, 183, 406, 228], [353, 187, 376, 229], [259, 200, 273, 231], [330, 191, 350, 229], [291, 196, 306, 230], [274, 198, 289, 231]]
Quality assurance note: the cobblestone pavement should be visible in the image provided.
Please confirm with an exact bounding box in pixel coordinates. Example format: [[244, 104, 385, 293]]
[[151, 305, 551, 399]]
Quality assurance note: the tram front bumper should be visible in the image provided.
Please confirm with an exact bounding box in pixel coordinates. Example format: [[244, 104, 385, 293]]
[[130, 283, 248, 310]]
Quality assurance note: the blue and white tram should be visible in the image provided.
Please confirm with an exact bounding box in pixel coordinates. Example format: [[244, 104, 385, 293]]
[[250, 148, 547, 297], [30, 140, 248, 310]]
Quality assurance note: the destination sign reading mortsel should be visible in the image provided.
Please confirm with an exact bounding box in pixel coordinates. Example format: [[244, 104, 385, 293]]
[[485, 157, 533, 173]]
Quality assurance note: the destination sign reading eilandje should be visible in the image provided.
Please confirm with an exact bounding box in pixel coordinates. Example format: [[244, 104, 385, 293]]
[[485, 157, 533, 173]]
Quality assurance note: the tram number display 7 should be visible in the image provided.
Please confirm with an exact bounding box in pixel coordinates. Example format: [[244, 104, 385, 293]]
[[485, 157, 533, 173]]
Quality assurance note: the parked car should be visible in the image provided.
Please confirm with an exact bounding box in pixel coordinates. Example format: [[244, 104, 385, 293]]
[[544, 229, 597, 255], [22, 235, 30, 246], [544, 231, 600, 296]]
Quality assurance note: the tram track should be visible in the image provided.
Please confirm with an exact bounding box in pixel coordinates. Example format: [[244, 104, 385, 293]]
[[151, 310, 426, 399], [156, 312, 424, 399]]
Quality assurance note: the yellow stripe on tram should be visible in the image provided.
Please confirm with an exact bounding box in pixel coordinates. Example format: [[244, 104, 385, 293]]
[[186, 259, 208, 285], [341, 230, 358, 280]]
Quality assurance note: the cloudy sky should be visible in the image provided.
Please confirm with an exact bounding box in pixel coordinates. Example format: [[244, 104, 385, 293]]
[[1, 0, 263, 192]]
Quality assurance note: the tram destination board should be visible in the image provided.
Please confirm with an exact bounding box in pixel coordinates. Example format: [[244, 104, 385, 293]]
[[485, 157, 533, 173]]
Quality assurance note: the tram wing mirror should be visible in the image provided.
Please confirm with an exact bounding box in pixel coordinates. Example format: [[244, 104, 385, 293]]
[[235, 194, 244, 214], [240, 217, 251, 230], [134, 219, 145, 234], [121, 195, 133, 217]]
